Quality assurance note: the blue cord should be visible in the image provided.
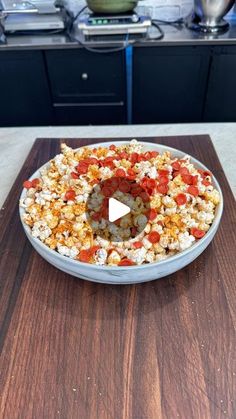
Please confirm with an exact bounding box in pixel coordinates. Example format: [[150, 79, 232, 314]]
[[125, 45, 133, 125]]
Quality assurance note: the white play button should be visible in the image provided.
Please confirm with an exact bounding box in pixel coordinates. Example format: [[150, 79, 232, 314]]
[[108, 198, 130, 223]]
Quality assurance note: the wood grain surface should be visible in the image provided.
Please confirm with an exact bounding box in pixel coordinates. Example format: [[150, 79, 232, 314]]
[[0, 136, 235, 419]]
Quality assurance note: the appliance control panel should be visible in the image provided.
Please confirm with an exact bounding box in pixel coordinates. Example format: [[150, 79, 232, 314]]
[[87, 14, 140, 25], [78, 14, 151, 35]]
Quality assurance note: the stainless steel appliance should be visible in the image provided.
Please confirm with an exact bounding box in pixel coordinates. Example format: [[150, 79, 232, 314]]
[[0, 0, 67, 32], [188, 0, 235, 32], [78, 13, 151, 35]]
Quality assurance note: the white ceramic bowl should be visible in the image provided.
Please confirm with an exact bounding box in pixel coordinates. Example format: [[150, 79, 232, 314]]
[[19, 141, 223, 285]]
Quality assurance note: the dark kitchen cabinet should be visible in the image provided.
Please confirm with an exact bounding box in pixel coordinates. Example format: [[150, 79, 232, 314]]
[[0, 51, 51, 126], [132, 46, 210, 124], [204, 46, 236, 122], [45, 49, 127, 125], [1, 43, 236, 127]]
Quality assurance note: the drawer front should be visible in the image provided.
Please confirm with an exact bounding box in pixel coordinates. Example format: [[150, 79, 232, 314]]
[[52, 103, 126, 125], [45, 49, 126, 105]]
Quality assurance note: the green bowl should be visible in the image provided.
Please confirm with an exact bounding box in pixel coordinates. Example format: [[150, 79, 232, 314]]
[[86, 0, 139, 14]]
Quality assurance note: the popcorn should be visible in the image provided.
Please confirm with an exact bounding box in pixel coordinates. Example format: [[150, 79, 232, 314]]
[[32, 221, 52, 241], [57, 244, 79, 259], [134, 214, 148, 228], [145, 251, 155, 263], [142, 237, 153, 250], [124, 247, 147, 264], [107, 250, 121, 265], [20, 197, 34, 208], [204, 190, 220, 205], [99, 167, 113, 179], [178, 232, 195, 251], [162, 196, 176, 208], [44, 214, 59, 229], [20, 140, 220, 266], [95, 249, 107, 265], [130, 139, 143, 153]]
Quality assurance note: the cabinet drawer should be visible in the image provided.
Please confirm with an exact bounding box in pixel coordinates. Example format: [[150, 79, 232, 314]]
[[52, 103, 126, 125], [45, 49, 126, 105]]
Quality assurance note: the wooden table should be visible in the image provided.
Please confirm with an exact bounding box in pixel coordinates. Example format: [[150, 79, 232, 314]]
[[0, 136, 235, 419]]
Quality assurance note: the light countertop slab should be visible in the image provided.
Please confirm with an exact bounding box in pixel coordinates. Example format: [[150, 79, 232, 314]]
[[0, 123, 235, 207]]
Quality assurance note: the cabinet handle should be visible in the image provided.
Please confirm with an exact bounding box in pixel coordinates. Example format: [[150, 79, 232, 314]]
[[81, 73, 88, 81]]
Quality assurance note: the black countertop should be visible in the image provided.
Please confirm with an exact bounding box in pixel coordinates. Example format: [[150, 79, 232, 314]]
[[1, 6, 236, 50]]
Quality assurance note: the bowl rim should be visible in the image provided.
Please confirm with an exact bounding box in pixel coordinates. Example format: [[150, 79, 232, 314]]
[[19, 140, 224, 270]]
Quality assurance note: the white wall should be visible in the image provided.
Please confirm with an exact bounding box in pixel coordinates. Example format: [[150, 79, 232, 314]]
[[74, 0, 192, 19], [138, 0, 193, 20], [72, 0, 235, 20]]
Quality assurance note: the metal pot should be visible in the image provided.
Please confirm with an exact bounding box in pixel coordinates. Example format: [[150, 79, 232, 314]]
[[194, 0, 235, 27], [86, 0, 141, 14]]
